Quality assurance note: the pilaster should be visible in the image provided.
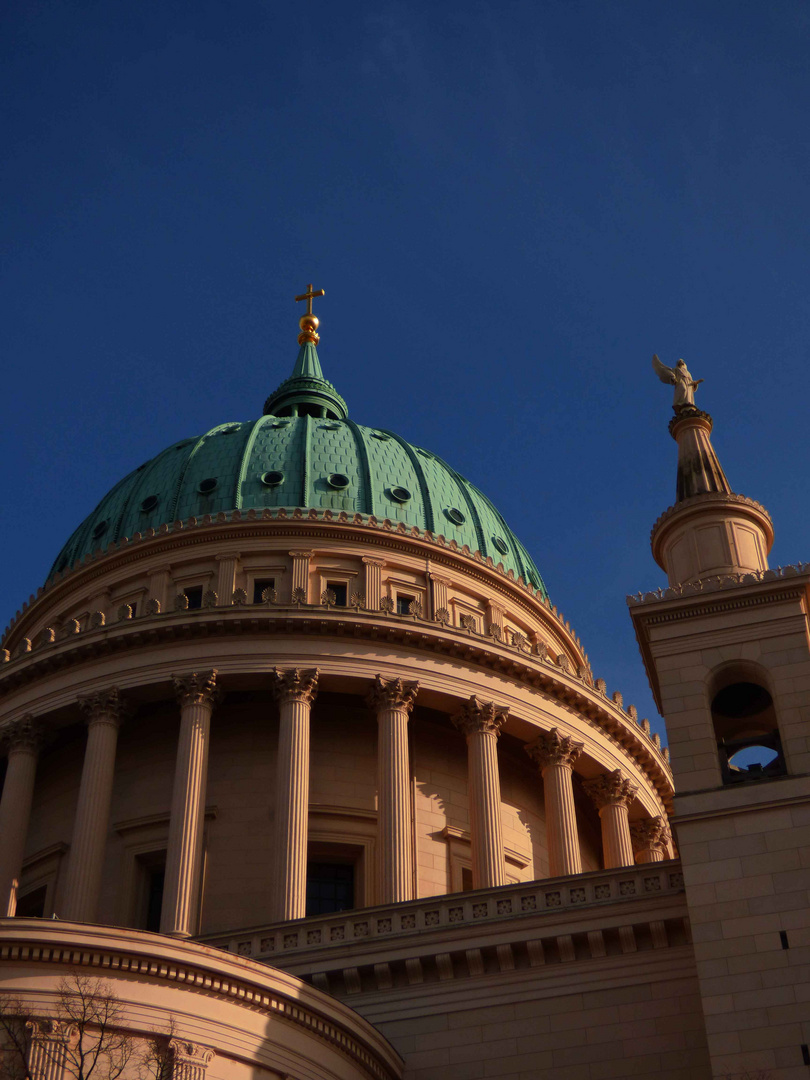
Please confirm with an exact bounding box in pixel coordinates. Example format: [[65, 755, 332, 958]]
[[215, 552, 241, 602], [288, 550, 314, 600], [362, 557, 385, 611]]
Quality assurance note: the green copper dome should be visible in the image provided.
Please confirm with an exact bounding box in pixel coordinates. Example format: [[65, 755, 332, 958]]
[[51, 345, 546, 595]]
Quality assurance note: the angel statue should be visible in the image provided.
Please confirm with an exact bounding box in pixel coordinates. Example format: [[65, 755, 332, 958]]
[[652, 354, 704, 409]]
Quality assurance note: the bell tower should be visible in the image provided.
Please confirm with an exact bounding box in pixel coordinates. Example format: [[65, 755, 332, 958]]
[[630, 373, 810, 1079]]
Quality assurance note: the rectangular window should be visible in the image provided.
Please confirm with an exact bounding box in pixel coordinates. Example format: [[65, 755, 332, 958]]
[[185, 586, 203, 610], [253, 578, 275, 604], [306, 862, 355, 916], [397, 594, 415, 615], [461, 866, 474, 892], [327, 582, 348, 607], [134, 850, 167, 931], [15, 885, 47, 918]]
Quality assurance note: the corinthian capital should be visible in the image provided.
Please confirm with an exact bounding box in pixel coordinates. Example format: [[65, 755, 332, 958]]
[[169, 1040, 215, 1080], [272, 667, 319, 705], [78, 686, 132, 728], [173, 670, 220, 709], [630, 815, 672, 854], [452, 695, 509, 738], [525, 727, 583, 771], [583, 769, 638, 810], [0, 714, 44, 754], [367, 675, 419, 714]]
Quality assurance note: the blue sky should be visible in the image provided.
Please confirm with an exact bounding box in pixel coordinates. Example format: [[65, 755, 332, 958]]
[[3, 1, 809, 739]]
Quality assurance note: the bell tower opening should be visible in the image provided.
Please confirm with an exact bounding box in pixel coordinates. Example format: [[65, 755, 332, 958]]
[[711, 680, 786, 784]]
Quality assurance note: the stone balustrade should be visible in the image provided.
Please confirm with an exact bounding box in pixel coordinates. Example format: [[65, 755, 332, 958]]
[[201, 860, 685, 962]]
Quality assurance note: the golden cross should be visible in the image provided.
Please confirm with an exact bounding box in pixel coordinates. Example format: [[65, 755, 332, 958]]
[[294, 283, 325, 316]]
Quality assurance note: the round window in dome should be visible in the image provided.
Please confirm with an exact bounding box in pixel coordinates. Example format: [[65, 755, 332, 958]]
[[198, 478, 218, 495], [327, 473, 350, 490], [445, 507, 466, 526], [92, 520, 108, 539], [140, 495, 159, 513], [321, 422, 340, 430], [492, 536, 509, 555], [390, 486, 411, 503], [261, 470, 284, 487]]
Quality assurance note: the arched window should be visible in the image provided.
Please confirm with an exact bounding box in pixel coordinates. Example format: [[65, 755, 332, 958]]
[[711, 679, 786, 784]]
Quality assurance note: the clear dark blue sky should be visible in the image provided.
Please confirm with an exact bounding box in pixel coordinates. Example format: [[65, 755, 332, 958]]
[[3, 1, 809, 738]]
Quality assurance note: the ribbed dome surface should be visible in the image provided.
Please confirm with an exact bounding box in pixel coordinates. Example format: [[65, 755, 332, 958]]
[[51, 414, 546, 594]]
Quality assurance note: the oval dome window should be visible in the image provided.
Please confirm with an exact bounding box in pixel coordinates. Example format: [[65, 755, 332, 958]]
[[390, 486, 411, 503], [261, 470, 284, 487], [327, 473, 350, 490], [492, 536, 509, 554], [198, 478, 218, 495], [371, 431, 390, 441], [445, 507, 466, 525], [92, 520, 108, 539], [140, 495, 159, 513]]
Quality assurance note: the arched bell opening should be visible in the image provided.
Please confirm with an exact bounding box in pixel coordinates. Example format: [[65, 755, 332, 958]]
[[711, 677, 786, 785]]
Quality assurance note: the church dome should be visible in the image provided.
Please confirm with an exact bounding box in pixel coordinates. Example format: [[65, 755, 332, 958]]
[[51, 343, 547, 594]]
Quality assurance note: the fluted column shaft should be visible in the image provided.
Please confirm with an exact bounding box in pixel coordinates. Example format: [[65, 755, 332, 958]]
[[62, 690, 129, 922], [631, 816, 672, 863], [161, 671, 219, 937], [584, 769, 638, 869], [527, 728, 584, 878], [272, 668, 318, 921], [368, 676, 418, 903], [453, 697, 508, 889], [0, 717, 42, 916]]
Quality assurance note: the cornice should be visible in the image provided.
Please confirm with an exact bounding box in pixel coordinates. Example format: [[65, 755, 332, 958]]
[[0, 603, 673, 811], [0, 921, 401, 1080]]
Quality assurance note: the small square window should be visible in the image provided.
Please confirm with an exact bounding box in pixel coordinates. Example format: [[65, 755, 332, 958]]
[[397, 594, 415, 615], [327, 582, 347, 607], [185, 586, 203, 610], [253, 577, 275, 604]]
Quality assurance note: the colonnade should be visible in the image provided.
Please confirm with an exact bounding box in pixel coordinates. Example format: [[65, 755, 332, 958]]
[[0, 674, 671, 928]]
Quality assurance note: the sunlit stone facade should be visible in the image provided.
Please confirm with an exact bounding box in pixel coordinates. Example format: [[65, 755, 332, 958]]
[[1, 326, 807, 1080]]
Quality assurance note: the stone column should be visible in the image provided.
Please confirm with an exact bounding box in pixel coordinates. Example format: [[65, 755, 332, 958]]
[[26, 1020, 80, 1080], [362, 557, 385, 611], [526, 728, 584, 877], [271, 667, 319, 921], [215, 552, 240, 602], [452, 696, 508, 889], [631, 816, 672, 863], [0, 716, 43, 916], [367, 675, 418, 903], [161, 671, 220, 937], [583, 769, 638, 869], [288, 550, 313, 600], [61, 688, 130, 923]]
